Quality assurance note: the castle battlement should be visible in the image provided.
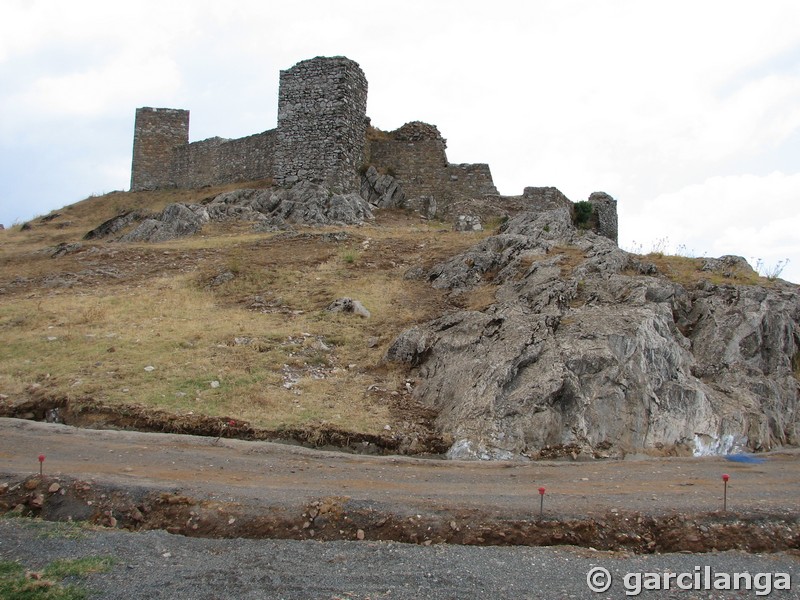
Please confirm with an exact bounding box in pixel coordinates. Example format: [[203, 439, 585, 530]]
[[129, 55, 617, 243], [130, 56, 499, 210]]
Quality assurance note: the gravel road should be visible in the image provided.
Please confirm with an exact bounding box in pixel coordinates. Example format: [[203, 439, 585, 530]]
[[2, 518, 799, 599], [2, 419, 800, 598]]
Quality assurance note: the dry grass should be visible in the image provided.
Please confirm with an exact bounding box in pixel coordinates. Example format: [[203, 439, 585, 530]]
[[0, 188, 481, 437], [0, 179, 273, 251], [463, 284, 498, 311], [637, 253, 766, 288], [553, 245, 586, 278]]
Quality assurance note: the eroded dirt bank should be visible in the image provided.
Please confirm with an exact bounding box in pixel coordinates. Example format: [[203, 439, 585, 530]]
[[1, 419, 798, 554], [0, 389, 451, 456]]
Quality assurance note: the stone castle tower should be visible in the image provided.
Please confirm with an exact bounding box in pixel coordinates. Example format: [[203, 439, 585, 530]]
[[274, 57, 368, 191], [128, 55, 618, 243], [130, 108, 189, 191], [129, 56, 368, 193]]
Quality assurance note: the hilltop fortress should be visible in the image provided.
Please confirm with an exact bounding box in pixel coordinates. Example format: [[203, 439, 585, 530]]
[[130, 55, 617, 241]]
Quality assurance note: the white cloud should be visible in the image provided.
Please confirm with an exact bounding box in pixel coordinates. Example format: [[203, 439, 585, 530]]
[[621, 172, 800, 283], [9, 52, 182, 118], [1, 0, 800, 287]]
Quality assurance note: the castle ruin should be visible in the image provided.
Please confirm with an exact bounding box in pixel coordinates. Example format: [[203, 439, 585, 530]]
[[130, 55, 617, 242]]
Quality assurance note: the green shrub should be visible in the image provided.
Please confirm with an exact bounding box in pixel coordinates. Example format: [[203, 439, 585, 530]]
[[573, 201, 594, 228]]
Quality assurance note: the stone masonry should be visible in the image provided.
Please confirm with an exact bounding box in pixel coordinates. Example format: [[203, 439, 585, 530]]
[[588, 191, 619, 244], [274, 57, 368, 191], [366, 122, 498, 211], [130, 108, 189, 191], [129, 55, 619, 242], [129, 56, 496, 205]]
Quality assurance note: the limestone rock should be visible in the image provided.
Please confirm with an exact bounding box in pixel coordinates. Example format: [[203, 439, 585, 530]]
[[108, 182, 373, 243], [49, 242, 83, 258], [213, 182, 373, 228], [387, 209, 800, 460], [701, 255, 756, 278], [406, 196, 437, 220], [454, 215, 483, 232], [84, 210, 147, 240], [360, 166, 405, 208], [326, 297, 371, 318], [119, 203, 209, 242]]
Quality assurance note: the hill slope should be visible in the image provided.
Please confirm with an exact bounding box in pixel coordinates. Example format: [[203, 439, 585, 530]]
[[1, 184, 797, 459], [389, 208, 799, 459]]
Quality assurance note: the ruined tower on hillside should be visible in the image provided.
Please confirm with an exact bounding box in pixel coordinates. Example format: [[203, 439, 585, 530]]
[[130, 108, 189, 191], [130, 56, 368, 193], [128, 55, 618, 243], [273, 57, 368, 191]]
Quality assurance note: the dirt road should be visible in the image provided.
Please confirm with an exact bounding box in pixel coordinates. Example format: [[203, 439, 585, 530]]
[[1, 418, 799, 553]]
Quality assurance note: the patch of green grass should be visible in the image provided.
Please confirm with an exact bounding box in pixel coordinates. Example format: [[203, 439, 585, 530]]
[[0, 555, 115, 600], [43, 557, 116, 580], [340, 249, 360, 265]]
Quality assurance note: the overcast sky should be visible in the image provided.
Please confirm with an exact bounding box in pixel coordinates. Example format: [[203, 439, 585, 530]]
[[2, 0, 799, 282]]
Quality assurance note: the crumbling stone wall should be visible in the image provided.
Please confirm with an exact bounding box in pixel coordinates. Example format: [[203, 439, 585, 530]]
[[273, 56, 368, 192], [130, 108, 189, 191], [127, 56, 617, 245], [521, 187, 574, 211], [171, 130, 276, 188], [367, 122, 497, 213]]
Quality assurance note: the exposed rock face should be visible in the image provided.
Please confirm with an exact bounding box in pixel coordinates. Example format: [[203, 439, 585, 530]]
[[360, 166, 405, 209], [119, 203, 209, 243], [212, 182, 373, 228], [387, 209, 800, 460], [109, 182, 373, 242], [84, 210, 148, 240]]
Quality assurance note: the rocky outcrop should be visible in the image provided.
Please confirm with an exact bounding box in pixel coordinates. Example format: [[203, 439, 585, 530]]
[[326, 297, 371, 319], [453, 215, 483, 232], [98, 182, 374, 242], [119, 203, 209, 243], [360, 166, 405, 209], [84, 210, 148, 240], [387, 209, 800, 460], [258, 182, 373, 227]]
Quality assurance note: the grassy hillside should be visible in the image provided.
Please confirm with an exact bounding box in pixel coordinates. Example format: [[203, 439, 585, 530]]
[[0, 184, 490, 450], [1, 184, 784, 452]]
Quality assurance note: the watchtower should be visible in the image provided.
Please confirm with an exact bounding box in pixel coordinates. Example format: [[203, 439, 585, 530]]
[[273, 56, 368, 192], [130, 107, 190, 191]]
